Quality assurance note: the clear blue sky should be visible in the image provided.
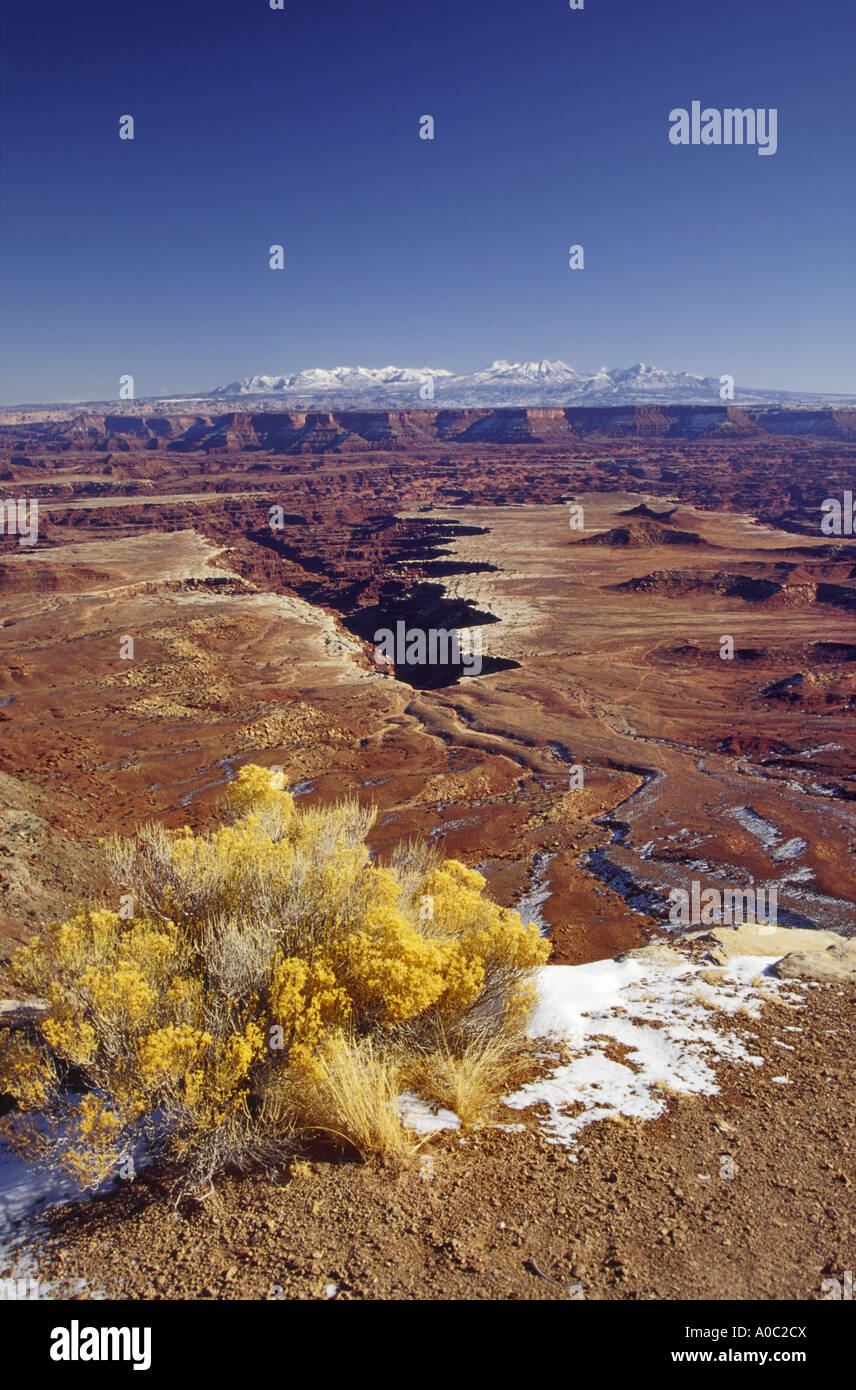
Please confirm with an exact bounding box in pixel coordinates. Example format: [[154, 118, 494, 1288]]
[[0, 0, 853, 403]]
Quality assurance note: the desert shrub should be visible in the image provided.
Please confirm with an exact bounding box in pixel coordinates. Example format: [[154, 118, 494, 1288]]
[[0, 764, 548, 1192]]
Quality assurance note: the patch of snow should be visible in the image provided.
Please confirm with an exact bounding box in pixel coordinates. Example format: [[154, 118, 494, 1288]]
[[505, 954, 784, 1147], [514, 854, 555, 933], [398, 1093, 461, 1135], [0, 1139, 112, 1296], [729, 806, 782, 851], [722, 954, 782, 986], [429, 817, 479, 838], [773, 837, 807, 862], [778, 865, 814, 883], [0, 1141, 87, 1254], [1, 1117, 154, 1281]]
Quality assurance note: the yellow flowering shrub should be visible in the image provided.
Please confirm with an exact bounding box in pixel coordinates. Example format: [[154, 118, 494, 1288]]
[[139, 1023, 213, 1083], [268, 954, 351, 1066], [0, 1032, 56, 1112], [342, 899, 450, 1025], [63, 1094, 126, 1189], [227, 762, 292, 816], [0, 764, 549, 1192]]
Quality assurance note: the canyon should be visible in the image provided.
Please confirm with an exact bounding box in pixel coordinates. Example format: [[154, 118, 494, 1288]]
[[1, 406, 855, 977]]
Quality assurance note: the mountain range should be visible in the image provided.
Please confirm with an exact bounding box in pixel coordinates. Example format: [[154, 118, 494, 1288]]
[[203, 360, 853, 409], [4, 361, 854, 419]]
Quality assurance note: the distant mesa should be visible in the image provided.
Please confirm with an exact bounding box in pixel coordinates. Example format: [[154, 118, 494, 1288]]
[[615, 568, 856, 610], [811, 641, 856, 662], [619, 502, 678, 522], [0, 560, 114, 595], [575, 521, 706, 548], [617, 569, 782, 601], [760, 673, 804, 699], [5, 404, 856, 448]]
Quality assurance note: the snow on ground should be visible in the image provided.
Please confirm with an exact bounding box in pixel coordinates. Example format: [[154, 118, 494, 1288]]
[[398, 1093, 461, 1135], [514, 853, 555, 933], [773, 838, 808, 862], [0, 1142, 87, 1254], [0, 1140, 96, 1292], [728, 806, 807, 863], [0, 1118, 151, 1291], [505, 953, 789, 1148]]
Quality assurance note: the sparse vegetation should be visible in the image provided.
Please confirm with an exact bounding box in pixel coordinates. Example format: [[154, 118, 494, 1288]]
[[0, 765, 548, 1193], [405, 1035, 526, 1128]]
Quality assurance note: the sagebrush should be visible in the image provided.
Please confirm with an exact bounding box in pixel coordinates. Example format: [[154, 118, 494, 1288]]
[[0, 765, 548, 1191]]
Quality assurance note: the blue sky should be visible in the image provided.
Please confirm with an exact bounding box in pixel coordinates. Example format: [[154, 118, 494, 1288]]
[[0, 0, 853, 403]]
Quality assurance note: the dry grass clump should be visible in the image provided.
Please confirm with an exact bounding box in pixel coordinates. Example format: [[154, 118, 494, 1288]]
[[0, 765, 548, 1193], [276, 1035, 414, 1161], [405, 1035, 526, 1128]]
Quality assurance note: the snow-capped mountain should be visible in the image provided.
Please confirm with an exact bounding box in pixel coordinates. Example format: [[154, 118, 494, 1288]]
[[206, 360, 837, 408], [215, 365, 455, 398]]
